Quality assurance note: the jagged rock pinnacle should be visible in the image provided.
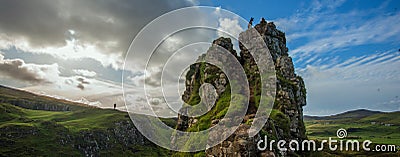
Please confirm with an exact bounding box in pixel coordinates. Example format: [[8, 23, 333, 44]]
[[176, 19, 307, 156]]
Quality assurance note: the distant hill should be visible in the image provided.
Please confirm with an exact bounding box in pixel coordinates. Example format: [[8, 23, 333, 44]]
[[304, 109, 400, 125], [0, 84, 92, 111], [304, 109, 383, 121], [305, 109, 400, 146], [0, 85, 171, 156]]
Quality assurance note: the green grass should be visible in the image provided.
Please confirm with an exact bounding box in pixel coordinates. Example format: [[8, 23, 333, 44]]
[[305, 110, 400, 157], [306, 122, 400, 146], [0, 102, 172, 156], [270, 109, 290, 137]]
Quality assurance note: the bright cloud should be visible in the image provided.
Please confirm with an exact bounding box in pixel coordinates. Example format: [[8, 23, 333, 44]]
[[275, 2, 400, 64], [0, 0, 195, 70], [217, 18, 244, 38], [0, 0, 196, 109], [272, 0, 400, 115], [299, 49, 400, 115], [73, 69, 97, 78]]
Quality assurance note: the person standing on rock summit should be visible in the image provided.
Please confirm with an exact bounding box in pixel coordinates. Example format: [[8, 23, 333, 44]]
[[260, 17, 267, 24], [248, 17, 254, 29]]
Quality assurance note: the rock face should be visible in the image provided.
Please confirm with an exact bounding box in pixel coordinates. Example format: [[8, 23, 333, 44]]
[[176, 19, 307, 156], [70, 120, 148, 156], [251, 20, 307, 142]]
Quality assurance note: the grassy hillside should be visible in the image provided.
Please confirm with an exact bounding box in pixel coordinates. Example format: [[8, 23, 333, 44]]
[[304, 109, 382, 121], [305, 109, 400, 156], [0, 85, 171, 156], [0, 85, 91, 111]]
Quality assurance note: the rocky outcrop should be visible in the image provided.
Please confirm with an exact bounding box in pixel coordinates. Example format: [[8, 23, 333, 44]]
[[71, 120, 148, 156], [252, 20, 307, 142], [176, 19, 307, 156], [177, 37, 241, 132], [1, 118, 151, 157], [206, 124, 260, 156]]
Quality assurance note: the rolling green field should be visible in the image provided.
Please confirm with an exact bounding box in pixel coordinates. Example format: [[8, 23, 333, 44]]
[[0, 85, 172, 156], [0, 103, 175, 156], [304, 110, 400, 156]]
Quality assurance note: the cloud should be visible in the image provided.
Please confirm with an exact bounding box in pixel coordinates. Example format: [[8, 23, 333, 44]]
[[161, 36, 184, 53], [290, 11, 400, 58], [269, 1, 400, 115], [0, 53, 60, 84], [217, 17, 244, 38], [214, 6, 221, 16], [0, 52, 123, 104], [274, 1, 400, 64], [149, 97, 162, 106], [62, 76, 94, 91], [76, 84, 85, 90], [0, 0, 204, 111], [0, 3, 246, 115], [144, 67, 163, 87], [299, 50, 400, 115], [73, 69, 97, 77], [25, 75, 125, 106], [76, 77, 90, 90], [0, 0, 195, 69]]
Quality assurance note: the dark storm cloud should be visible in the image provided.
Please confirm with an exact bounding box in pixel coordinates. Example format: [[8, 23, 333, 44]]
[[76, 77, 90, 90], [0, 0, 195, 54], [144, 67, 163, 87], [0, 54, 59, 84], [77, 83, 85, 90], [77, 77, 90, 85], [0, 58, 43, 83]]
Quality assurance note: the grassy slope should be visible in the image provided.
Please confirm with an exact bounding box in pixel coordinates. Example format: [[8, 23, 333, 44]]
[[0, 103, 174, 156], [0, 85, 172, 156], [1, 103, 99, 155], [305, 110, 400, 145], [0, 85, 91, 111]]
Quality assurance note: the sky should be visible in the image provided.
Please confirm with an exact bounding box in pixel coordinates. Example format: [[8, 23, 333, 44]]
[[0, 0, 399, 116]]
